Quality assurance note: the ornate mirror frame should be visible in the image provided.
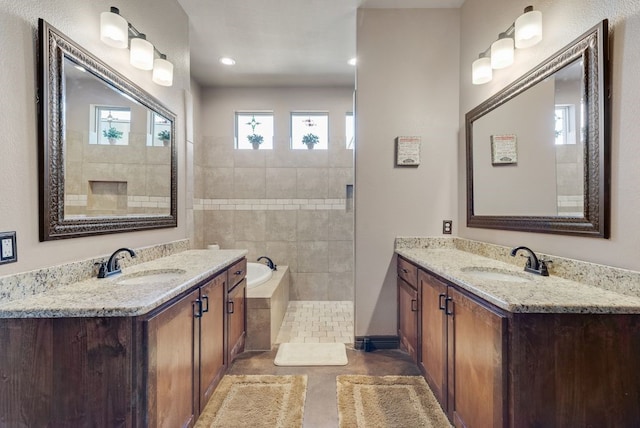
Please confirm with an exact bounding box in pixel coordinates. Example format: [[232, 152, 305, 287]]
[[38, 19, 178, 240], [465, 20, 610, 238]]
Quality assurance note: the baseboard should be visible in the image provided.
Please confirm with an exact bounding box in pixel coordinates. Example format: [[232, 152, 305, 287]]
[[354, 335, 399, 351]]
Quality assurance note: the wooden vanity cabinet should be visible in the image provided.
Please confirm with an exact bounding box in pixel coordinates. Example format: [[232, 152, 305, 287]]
[[144, 288, 199, 427], [404, 258, 640, 427], [418, 269, 506, 427], [197, 271, 227, 413], [143, 270, 228, 426], [0, 258, 245, 427], [226, 258, 247, 364], [397, 256, 419, 362]]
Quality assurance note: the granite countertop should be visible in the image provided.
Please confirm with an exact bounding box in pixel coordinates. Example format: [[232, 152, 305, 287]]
[[396, 248, 640, 314], [0, 249, 247, 318]]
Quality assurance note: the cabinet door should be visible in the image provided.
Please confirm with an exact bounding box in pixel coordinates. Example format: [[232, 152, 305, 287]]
[[199, 272, 226, 411], [146, 288, 199, 428], [398, 277, 418, 362], [418, 270, 448, 407], [227, 278, 246, 363], [448, 287, 507, 428]]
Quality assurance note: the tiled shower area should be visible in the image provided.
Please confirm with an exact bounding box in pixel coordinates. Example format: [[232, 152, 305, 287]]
[[193, 87, 355, 344]]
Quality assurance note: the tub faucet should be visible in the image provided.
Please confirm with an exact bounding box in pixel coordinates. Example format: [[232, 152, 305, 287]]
[[257, 256, 277, 271], [97, 248, 137, 278], [510, 246, 550, 276]]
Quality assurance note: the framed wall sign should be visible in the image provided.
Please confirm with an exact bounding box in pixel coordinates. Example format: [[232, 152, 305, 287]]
[[491, 134, 517, 165], [396, 136, 421, 166]]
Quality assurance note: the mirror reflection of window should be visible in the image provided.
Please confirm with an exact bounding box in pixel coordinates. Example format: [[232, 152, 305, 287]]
[[148, 112, 172, 146], [93, 106, 131, 145], [346, 112, 354, 149], [235, 112, 274, 150], [291, 112, 329, 150], [554, 104, 576, 145]]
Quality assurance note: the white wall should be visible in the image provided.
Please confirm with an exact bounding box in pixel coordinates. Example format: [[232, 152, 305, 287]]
[[355, 9, 460, 336], [459, 0, 640, 272], [0, 0, 189, 275]]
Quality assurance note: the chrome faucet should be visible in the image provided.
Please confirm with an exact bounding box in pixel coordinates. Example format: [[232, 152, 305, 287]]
[[510, 246, 550, 276], [97, 248, 137, 278], [257, 256, 277, 271]]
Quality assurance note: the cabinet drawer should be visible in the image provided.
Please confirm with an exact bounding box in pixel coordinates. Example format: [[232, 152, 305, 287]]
[[397, 256, 418, 288], [228, 258, 247, 289]]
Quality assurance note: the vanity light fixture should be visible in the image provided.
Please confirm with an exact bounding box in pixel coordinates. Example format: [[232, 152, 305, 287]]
[[219, 57, 236, 66], [99, 6, 173, 86], [472, 52, 492, 85], [515, 6, 543, 48], [152, 54, 174, 86], [129, 34, 154, 70], [491, 32, 514, 69], [472, 5, 542, 85], [100, 7, 128, 48]]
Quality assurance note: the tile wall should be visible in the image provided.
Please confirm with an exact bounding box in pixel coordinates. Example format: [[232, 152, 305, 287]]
[[194, 138, 353, 300]]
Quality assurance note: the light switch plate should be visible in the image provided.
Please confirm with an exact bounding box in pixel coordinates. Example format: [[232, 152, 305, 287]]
[[0, 231, 17, 264]]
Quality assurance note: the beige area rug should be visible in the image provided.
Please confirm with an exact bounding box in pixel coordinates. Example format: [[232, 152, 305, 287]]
[[337, 375, 452, 428], [195, 375, 307, 428], [274, 342, 348, 366]]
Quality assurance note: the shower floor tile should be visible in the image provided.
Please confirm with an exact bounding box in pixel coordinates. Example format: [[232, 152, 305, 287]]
[[275, 301, 353, 345]]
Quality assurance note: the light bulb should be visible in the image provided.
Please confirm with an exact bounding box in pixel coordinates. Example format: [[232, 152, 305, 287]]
[[152, 55, 174, 86], [472, 55, 492, 85], [515, 6, 542, 48], [491, 34, 514, 69], [130, 34, 154, 70], [100, 7, 128, 49]]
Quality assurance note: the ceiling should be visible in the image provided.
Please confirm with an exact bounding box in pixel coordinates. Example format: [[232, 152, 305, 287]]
[[177, 0, 465, 88]]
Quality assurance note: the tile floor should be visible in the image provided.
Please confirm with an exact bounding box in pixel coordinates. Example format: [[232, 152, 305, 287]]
[[275, 301, 354, 344]]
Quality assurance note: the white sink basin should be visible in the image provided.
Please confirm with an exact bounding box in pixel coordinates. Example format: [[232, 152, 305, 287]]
[[115, 269, 187, 285], [460, 267, 532, 283]]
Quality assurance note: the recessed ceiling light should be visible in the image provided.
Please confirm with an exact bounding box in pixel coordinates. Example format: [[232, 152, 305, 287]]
[[219, 57, 236, 66], [348, 58, 357, 66]]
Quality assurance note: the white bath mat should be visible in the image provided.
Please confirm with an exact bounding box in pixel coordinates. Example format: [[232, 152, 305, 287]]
[[274, 342, 348, 366]]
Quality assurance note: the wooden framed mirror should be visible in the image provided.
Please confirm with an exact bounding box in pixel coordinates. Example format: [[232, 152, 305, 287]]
[[466, 20, 610, 238], [38, 19, 177, 240]]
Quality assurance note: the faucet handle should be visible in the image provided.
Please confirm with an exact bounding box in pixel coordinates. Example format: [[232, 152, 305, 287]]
[[95, 261, 108, 278], [539, 258, 552, 275]]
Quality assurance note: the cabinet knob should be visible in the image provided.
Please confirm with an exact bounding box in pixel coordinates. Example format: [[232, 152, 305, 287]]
[[234, 270, 243, 276]]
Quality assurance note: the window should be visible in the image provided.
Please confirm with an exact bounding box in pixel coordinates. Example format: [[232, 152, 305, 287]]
[[92, 106, 131, 145], [291, 112, 329, 150], [346, 112, 354, 149], [236, 112, 274, 149], [554, 104, 576, 145], [149, 112, 171, 146]]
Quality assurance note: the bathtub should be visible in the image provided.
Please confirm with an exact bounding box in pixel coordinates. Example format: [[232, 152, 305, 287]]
[[246, 262, 273, 289]]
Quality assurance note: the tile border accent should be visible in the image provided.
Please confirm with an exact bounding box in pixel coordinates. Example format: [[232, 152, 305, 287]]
[[194, 198, 346, 211]]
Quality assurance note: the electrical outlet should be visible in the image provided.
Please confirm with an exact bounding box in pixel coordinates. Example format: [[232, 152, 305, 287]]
[[442, 220, 453, 235], [0, 232, 17, 264]]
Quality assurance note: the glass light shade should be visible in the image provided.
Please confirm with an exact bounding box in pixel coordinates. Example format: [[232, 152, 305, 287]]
[[100, 8, 128, 48], [152, 56, 174, 86], [472, 56, 492, 85], [130, 35, 154, 70], [515, 9, 543, 48], [491, 36, 514, 69]]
